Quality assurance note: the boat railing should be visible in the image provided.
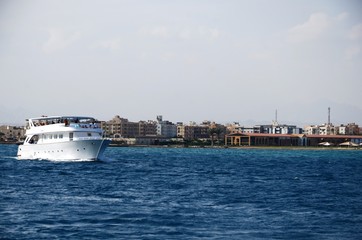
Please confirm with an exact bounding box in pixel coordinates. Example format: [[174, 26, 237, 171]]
[[31, 123, 100, 129], [30, 121, 101, 129], [72, 136, 103, 141], [68, 123, 100, 129]]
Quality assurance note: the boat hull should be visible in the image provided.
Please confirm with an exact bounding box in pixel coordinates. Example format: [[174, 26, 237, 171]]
[[17, 139, 111, 161]]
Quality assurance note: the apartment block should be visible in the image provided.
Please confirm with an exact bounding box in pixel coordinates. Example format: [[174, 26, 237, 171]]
[[0, 125, 25, 141], [102, 115, 157, 138], [184, 125, 210, 141], [227, 122, 301, 135], [156, 115, 177, 138], [139, 120, 158, 136], [256, 124, 302, 134], [338, 123, 360, 135], [226, 122, 260, 134], [304, 123, 360, 135]]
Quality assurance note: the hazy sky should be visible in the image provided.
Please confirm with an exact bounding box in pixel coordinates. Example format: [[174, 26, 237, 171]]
[[1, 0, 362, 126]]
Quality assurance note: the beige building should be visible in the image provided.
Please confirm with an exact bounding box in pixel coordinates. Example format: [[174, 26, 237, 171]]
[[304, 123, 361, 136], [101, 115, 157, 138], [338, 123, 360, 135], [304, 124, 336, 135], [0, 125, 25, 142], [304, 125, 319, 135], [177, 121, 225, 141], [183, 125, 209, 141], [176, 122, 209, 140], [139, 120, 158, 136], [318, 124, 336, 135], [177, 123, 185, 138]]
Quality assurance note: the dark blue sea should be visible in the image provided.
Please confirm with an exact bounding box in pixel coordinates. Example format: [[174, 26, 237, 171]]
[[1, 144, 362, 239]]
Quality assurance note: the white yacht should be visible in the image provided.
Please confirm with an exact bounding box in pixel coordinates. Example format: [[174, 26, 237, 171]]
[[17, 116, 110, 160]]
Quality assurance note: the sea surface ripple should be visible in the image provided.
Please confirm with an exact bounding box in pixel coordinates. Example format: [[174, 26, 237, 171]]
[[1, 144, 362, 239]]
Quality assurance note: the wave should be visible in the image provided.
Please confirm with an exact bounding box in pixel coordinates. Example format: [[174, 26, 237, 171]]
[[98, 156, 116, 163], [15, 157, 97, 162], [3, 156, 19, 160]]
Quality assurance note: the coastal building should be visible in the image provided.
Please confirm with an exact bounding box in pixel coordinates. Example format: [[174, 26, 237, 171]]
[[337, 123, 360, 135], [3, 110, 361, 146], [177, 121, 225, 141], [102, 115, 137, 138], [225, 133, 362, 147], [304, 125, 319, 135], [256, 124, 302, 134], [304, 134, 362, 146], [317, 124, 336, 135], [227, 121, 301, 135], [139, 120, 158, 136], [226, 122, 261, 134], [101, 115, 157, 138], [225, 133, 303, 147], [208, 122, 227, 143], [176, 122, 185, 138], [304, 123, 360, 136], [0, 125, 25, 142], [304, 124, 336, 135], [156, 115, 177, 138], [338, 125, 348, 135], [184, 125, 209, 141]]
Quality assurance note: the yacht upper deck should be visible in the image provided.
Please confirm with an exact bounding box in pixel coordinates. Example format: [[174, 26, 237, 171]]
[[27, 116, 101, 130]]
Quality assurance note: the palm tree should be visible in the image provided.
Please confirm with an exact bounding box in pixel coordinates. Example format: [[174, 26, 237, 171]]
[[208, 128, 217, 146], [209, 127, 223, 146], [214, 127, 223, 145]]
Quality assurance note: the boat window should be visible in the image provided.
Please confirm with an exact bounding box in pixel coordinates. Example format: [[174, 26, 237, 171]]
[[54, 134, 58, 139], [49, 135, 53, 139], [59, 134, 63, 139], [43, 134, 47, 140], [69, 132, 73, 141], [87, 133, 92, 137], [29, 135, 39, 144]]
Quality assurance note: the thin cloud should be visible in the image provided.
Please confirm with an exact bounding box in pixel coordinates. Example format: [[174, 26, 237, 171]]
[[179, 28, 192, 40], [348, 23, 362, 40], [42, 28, 81, 54], [139, 26, 170, 38], [96, 38, 122, 51], [345, 45, 361, 60], [336, 12, 349, 22], [248, 51, 272, 61], [287, 12, 329, 43], [198, 26, 220, 40], [139, 25, 220, 41]]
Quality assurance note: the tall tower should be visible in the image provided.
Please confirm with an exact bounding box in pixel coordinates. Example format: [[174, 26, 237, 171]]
[[275, 109, 278, 124], [273, 109, 278, 126], [327, 107, 331, 135]]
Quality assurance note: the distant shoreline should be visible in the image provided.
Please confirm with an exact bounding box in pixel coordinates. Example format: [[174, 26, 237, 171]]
[[99, 144, 362, 150], [2, 142, 361, 151]]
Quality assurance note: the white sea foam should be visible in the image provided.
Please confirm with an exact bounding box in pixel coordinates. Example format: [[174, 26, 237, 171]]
[[16, 157, 97, 162], [98, 156, 116, 163]]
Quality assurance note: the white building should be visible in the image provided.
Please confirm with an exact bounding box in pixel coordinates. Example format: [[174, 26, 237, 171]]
[[156, 116, 177, 138], [304, 125, 319, 135], [256, 124, 302, 134], [304, 124, 337, 135], [337, 123, 360, 135]]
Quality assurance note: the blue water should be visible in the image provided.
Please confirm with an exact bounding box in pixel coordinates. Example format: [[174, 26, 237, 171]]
[[1, 144, 362, 239]]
